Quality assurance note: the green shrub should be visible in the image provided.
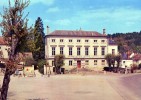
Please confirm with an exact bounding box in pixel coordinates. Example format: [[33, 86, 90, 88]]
[[103, 67, 109, 71], [37, 59, 46, 74], [131, 64, 138, 73]]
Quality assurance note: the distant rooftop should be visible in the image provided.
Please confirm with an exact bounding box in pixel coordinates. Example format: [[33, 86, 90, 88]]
[[46, 30, 107, 37], [133, 54, 141, 61], [0, 36, 6, 45], [122, 52, 141, 61], [108, 39, 117, 45]]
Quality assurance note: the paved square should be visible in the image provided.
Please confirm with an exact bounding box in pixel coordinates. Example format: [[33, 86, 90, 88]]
[[0, 73, 141, 100]]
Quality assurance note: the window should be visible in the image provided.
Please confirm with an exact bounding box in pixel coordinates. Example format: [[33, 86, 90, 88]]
[[85, 60, 89, 65], [94, 40, 97, 43], [101, 47, 105, 55], [60, 39, 63, 42], [52, 47, 56, 55], [112, 49, 115, 55], [77, 47, 81, 55], [102, 60, 105, 65], [101, 40, 105, 43], [60, 47, 64, 54], [52, 39, 55, 42], [69, 39, 72, 42], [52, 61, 54, 66], [85, 47, 89, 55], [69, 60, 72, 66], [94, 47, 97, 56], [69, 47, 72, 55], [85, 40, 89, 42], [94, 60, 97, 65], [77, 39, 81, 42]]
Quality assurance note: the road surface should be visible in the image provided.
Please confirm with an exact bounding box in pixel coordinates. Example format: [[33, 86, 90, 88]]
[[0, 73, 141, 100]]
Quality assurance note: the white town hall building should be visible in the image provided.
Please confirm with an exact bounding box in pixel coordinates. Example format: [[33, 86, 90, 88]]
[[45, 29, 118, 71]]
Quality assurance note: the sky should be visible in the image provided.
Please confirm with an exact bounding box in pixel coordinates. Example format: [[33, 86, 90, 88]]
[[0, 0, 141, 35]]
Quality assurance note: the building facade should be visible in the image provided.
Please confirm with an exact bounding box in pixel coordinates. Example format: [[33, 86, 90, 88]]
[[0, 37, 10, 60], [121, 53, 141, 68], [45, 29, 118, 71]]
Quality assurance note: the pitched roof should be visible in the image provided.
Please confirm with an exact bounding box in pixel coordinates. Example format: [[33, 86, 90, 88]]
[[46, 30, 107, 37], [122, 53, 141, 61], [132, 54, 141, 61], [0, 36, 6, 45], [18, 52, 33, 60], [108, 39, 117, 45]]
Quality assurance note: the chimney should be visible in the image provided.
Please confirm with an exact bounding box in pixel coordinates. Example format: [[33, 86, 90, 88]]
[[79, 27, 82, 31], [103, 29, 106, 35], [47, 26, 49, 35]]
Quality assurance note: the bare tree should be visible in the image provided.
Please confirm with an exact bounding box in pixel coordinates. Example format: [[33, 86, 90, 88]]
[[0, 0, 30, 99]]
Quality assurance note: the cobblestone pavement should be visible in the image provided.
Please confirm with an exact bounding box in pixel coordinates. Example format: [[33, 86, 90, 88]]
[[0, 73, 141, 100]]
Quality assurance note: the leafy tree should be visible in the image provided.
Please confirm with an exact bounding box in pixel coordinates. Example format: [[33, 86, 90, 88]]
[[32, 17, 45, 61], [115, 54, 122, 72], [111, 55, 116, 68], [105, 54, 113, 68], [0, 0, 30, 99], [108, 31, 141, 53], [37, 59, 46, 74], [105, 54, 122, 72], [26, 29, 38, 53], [105, 54, 115, 71], [115, 55, 121, 68], [54, 54, 65, 74]]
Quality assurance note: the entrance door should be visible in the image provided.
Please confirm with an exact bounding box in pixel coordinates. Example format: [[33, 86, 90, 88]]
[[77, 61, 81, 68]]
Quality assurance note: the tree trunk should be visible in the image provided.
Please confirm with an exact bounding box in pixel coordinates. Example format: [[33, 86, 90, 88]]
[[109, 64, 111, 72], [116, 63, 119, 73], [1, 68, 11, 100], [55, 66, 61, 74]]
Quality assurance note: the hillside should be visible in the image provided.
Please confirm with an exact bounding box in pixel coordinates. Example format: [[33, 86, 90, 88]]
[[108, 31, 141, 53]]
